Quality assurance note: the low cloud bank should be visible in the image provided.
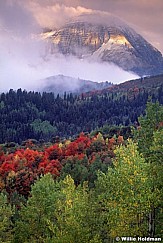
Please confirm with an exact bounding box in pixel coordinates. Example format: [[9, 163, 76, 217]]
[[0, 37, 139, 93]]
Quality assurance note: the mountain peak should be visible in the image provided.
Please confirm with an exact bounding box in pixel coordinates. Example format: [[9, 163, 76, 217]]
[[42, 13, 163, 76]]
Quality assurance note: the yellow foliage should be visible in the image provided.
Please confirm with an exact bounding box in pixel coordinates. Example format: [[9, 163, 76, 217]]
[[58, 142, 63, 148], [128, 179, 133, 185], [134, 171, 137, 176], [65, 140, 71, 146], [66, 199, 73, 207]]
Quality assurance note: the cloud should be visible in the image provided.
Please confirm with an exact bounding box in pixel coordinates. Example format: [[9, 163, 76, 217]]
[[0, 32, 46, 91], [0, 37, 139, 92], [11, 0, 93, 29], [0, 0, 40, 37], [44, 54, 139, 84]]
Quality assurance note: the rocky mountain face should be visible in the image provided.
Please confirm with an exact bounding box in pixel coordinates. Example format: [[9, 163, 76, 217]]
[[39, 74, 112, 95], [42, 13, 163, 76]]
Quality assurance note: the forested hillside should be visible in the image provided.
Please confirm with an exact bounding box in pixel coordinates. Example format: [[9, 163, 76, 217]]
[[0, 102, 162, 242], [87, 73, 163, 96], [0, 75, 163, 144]]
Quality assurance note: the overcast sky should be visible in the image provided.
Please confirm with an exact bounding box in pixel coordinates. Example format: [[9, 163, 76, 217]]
[[0, 0, 163, 91]]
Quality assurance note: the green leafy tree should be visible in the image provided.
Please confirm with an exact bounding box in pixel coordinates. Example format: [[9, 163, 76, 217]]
[[50, 175, 101, 243], [88, 155, 108, 188], [95, 140, 151, 239], [14, 174, 61, 242], [31, 119, 57, 139], [60, 157, 89, 186], [135, 101, 163, 161], [149, 128, 163, 204], [147, 129, 163, 237], [0, 193, 14, 243], [134, 101, 163, 236]]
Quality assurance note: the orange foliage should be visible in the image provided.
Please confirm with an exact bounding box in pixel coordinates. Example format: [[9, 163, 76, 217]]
[[117, 135, 124, 144], [108, 137, 116, 149]]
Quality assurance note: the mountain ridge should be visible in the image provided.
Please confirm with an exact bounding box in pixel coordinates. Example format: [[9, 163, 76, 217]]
[[39, 74, 112, 94], [82, 73, 163, 97]]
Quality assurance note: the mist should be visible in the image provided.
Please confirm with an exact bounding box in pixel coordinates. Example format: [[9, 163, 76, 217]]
[[0, 36, 139, 93], [0, 0, 139, 93]]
